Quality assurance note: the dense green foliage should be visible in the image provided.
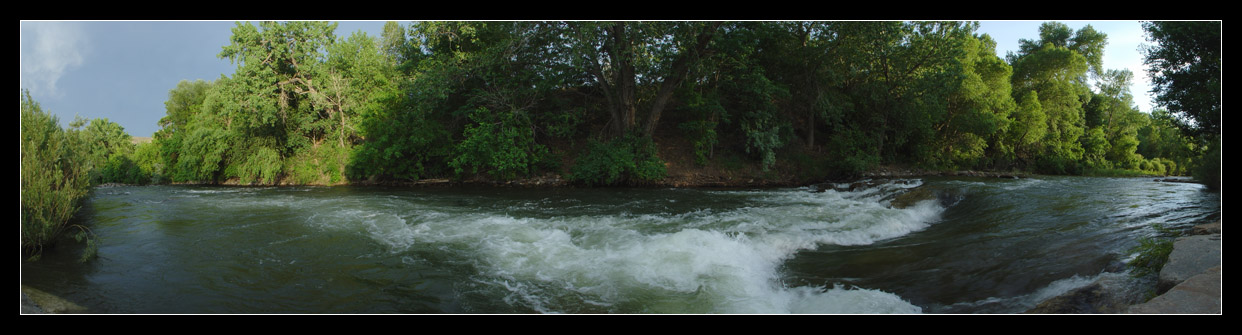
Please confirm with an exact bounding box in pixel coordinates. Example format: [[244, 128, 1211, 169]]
[[1142, 21, 1221, 190], [569, 135, 666, 186], [20, 91, 96, 261], [28, 21, 1212, 197]]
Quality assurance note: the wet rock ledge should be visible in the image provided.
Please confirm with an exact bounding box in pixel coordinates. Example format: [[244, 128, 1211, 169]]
[[1126, 221, 1222, 314], [1025, 221, 1222, 314]]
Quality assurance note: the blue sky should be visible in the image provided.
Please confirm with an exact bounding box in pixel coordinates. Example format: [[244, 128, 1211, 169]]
[[20, 20, 1156, 138]]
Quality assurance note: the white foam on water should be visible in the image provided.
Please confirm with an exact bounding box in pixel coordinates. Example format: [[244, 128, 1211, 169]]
[[940, 271, 1139, 313], [300, 185, 942, 313], [1001, 177, 1045, 191]]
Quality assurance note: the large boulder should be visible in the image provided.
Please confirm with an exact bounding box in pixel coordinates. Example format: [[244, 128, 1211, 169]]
[[1128, 266, 1222, 314], [1157, 234, 1221, 293]]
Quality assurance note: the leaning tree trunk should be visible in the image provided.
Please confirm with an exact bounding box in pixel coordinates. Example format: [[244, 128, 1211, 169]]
[[641, 22, 721, 138]]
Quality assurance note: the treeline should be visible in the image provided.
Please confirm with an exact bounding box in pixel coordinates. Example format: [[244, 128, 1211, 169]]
[[65, 21, 1219, 188]]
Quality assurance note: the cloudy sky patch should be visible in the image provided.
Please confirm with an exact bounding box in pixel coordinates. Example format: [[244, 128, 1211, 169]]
[[20, 21, 89, 99]]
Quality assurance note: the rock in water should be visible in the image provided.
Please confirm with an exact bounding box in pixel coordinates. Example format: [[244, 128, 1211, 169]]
[[1191, 221, 1221, 235], [1128, 266, 1222, 314], [1026, 283, 1127, 314], [889, 186, 962, 209], [20, 285, 87, 313], [1157, 234, 1221, 294], [890, 187, 936, 209]]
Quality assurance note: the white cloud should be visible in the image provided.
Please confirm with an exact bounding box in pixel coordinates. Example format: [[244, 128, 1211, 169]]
[[19, 21, 89, 98]]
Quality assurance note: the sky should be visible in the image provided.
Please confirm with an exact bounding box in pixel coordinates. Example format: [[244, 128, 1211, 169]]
[[20, 20, 1158, 138]]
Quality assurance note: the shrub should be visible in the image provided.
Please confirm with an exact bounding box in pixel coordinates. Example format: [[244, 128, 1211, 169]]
[[20, 91, 96, 261], [825, 128, 881, 178], [569, 135, 666, 186], [132, 141, 167, 184], [1193, 137, 1221, 191], [347, 102, 452, 181], [237, 146, 283, 185], [679, 120, 718, 167], [98, 152, 148, 185], [450, 107, 549, 180]]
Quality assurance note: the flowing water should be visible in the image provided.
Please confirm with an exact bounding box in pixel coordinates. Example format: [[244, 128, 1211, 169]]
[[20, 176, 1220, 314]]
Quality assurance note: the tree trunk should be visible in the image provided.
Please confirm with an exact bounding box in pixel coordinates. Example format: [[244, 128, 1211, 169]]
[[607, 23, 637, 138], [641, 22, 721, 138]]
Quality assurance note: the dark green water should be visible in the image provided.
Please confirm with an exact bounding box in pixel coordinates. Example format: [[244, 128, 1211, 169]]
[[20, 176, 1219, 314]]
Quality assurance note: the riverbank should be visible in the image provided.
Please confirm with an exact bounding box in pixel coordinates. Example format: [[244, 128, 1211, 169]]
[[1025, 221, 1222, 314], [286, 165, 1035, 189], [1126, 221, 1222, 314]]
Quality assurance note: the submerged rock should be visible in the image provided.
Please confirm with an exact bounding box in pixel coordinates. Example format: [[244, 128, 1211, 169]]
[[889, 186, 963, 209], [1026, 282, 1132, 314], [1192, 221, 1221, 235], [20, 285, 87, 314], [890, 187, 936, 209]]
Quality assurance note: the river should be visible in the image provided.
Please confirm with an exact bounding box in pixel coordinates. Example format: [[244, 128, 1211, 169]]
[[20, 176, 1220, 314]]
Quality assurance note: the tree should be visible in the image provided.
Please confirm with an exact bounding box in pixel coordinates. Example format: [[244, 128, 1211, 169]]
[[220, 21, 336, 169], [1142, 21, 1221, 189], [1142, 21, 1221, 140], [159, 79, 214, 136], [559, 21, 722, 139], [817, 21, 979, 170], [925, 32, 1015, 169], [1137, 109, 1194, 175], [1006, 22, 1106, 173], [1084, 69, 1146, 169]]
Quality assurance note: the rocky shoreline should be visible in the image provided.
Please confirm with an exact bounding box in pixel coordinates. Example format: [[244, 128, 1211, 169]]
[[1026, 221, 1222, 314]]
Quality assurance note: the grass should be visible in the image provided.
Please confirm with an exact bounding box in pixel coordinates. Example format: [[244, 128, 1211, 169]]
[[1126, 223, 1179, 278]]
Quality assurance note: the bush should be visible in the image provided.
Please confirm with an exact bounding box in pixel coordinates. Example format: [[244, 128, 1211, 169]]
[[825, 129, 881, 178], [1193, 137, 1221, 191], [132, 141, 167, 184], [98, 152, 149, 185], [450, 107, 549, 180], [347, 101, 452, 181], [679, 120, 718, 167], [172, 127, 230, 182], [237, 146, 283, 185], [282, 144, 350, 185], [20, 90, 96, 261], [569, 135, 666, 186]]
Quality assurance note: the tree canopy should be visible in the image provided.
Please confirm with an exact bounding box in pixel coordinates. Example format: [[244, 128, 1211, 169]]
[[39, 21, 1202, 189]]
